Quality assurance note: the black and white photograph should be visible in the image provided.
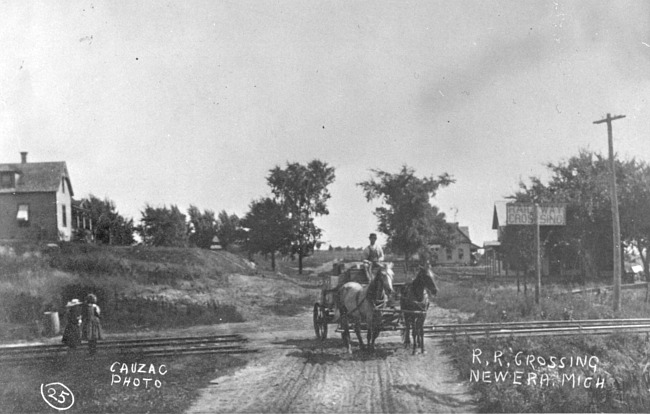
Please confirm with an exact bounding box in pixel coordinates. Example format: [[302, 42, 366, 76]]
[[1, 1, 650, 413]]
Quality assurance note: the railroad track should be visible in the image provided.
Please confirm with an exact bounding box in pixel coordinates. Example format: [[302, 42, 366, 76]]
[[0, 334, 256, 363], [423, 318, 650, 339]]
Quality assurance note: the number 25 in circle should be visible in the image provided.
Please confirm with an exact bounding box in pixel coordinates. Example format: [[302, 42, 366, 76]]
[[40, 382, 75, 411]]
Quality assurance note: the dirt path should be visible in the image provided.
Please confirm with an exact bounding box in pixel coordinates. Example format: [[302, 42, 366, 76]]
[[186, 305, 476, 413]]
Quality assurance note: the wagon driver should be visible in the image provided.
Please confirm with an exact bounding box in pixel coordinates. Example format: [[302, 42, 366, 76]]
[[363, 233, 385, 281]]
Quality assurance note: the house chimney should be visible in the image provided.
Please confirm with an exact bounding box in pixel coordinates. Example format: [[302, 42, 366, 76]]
[[20, 152, 27, 164]]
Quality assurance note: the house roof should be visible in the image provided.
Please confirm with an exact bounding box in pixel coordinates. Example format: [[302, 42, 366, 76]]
[[450, 222, 471, 243], [451, 223, 480, 251], [0, 162, 72, 195], [72, 198, 90, 211]]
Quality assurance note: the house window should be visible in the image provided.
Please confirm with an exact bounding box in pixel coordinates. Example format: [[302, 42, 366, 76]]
[[62, 205, 67, 227], [62, 177, 65, 193], [1, 172, 14, 189], [458, 248, 464, 261], [17, 204, 29, 227], [446, 248, 453, 261]]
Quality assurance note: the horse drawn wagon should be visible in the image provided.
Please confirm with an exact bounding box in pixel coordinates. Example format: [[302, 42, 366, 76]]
[[312, 260, 438, 353]]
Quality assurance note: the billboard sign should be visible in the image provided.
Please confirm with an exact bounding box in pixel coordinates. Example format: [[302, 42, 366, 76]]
[[506, 203, 566, 226]]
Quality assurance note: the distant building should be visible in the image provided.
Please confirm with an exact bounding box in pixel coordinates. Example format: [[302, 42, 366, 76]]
[[484, 203, 508, 276], [0, 152, 75, 242], [431, 223, 479, 265], [483, 240, 503, 277], [71, 198, 94, 242], [210, 235, 223, 250], [489, 202, 589, 280]]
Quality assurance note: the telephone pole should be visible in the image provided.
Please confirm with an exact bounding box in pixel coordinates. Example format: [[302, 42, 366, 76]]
[[535, 203, 541, 305], [593, 113, 625, 312]]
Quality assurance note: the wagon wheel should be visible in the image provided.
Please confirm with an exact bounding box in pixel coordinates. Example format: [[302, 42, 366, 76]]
[[313, 303, 328, 339]]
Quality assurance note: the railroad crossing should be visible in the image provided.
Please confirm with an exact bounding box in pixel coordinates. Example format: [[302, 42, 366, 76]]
[[0, 334, 256, 364], [424, 318, 650, 339]]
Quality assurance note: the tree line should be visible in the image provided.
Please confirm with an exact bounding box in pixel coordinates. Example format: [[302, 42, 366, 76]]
[[76, 160, 337, 274], [77, 149, 650, 282], [76, 159, 460, 275]]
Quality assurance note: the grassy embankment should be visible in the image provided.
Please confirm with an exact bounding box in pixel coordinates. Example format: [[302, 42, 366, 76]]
[[434, 268, 650, 413], [0, 243, 319, 413]]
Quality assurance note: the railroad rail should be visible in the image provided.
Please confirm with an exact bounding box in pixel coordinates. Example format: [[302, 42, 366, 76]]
[[571, 282, 648, 295], [423, 318, 650, 339], [0, 334, 256, 363]]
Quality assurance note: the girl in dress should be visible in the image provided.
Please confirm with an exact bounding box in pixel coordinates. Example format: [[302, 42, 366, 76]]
[[82, 293, 103, 355]]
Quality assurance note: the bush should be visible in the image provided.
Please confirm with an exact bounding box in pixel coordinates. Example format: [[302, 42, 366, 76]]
[[102, 296, 244, 331]]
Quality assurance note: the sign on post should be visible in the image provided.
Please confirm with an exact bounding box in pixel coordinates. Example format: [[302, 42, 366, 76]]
[[505, 202, 566, 305], [506, 203, 566, 226]]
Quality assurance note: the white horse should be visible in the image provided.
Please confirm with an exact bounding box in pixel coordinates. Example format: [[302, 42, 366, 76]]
[[336, 262, 394, 353]]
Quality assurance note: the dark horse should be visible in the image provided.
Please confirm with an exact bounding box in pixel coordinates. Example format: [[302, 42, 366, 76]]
[[337, 262, 394, 354], [401, 264, 438, 354]]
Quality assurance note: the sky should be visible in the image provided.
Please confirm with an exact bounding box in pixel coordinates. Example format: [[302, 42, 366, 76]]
[[2, 1, 650, 248]]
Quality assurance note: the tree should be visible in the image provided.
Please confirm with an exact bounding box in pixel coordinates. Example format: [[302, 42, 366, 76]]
[[267, 159, 336, 274], [82, 195, 135, 245], [358, 165, 454, 267], [617, 158, 650, 283], [241, 198, 292, 270], [499, 224, 537, 293], [187, 205, 217, 249], [138, 204, 188, 247], [507, 150, 650, 283], [215, 210, 242, 251], [110, 215, 136, 246]]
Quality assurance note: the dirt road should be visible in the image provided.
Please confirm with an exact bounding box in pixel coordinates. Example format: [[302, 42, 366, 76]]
[[186, 305, 476, 413]]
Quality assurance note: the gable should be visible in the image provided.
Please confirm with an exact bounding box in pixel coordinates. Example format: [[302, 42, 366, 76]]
[[450, 223, 472, 244], [450, 223, 480, 251]]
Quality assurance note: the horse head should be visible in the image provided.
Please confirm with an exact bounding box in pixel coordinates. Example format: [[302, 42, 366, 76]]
[[417, 264, 438, 297], [376, 262, 394, 296]]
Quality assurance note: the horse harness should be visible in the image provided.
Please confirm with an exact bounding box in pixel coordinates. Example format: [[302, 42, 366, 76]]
[[343, 273, 388, 317], [404, 280, 430, 313]]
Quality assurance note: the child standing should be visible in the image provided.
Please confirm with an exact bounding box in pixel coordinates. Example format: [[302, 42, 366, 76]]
[[82, 293, 103, 355], [61, 299, 82, 349]]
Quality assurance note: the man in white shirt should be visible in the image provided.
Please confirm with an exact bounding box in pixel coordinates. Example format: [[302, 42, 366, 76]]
[[363, 233, 384, 282], [364, 233, 384, 263]]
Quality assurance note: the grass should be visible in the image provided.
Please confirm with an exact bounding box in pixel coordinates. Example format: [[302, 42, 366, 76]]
[[0, 352, 246, 413], [101, 297, 244, 333], [0, 244, 261, 341], [264, 294, 318, 316], [0, 243, 317, 413], [0, 244, 321, 340], [434, 267, 650, 412]]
